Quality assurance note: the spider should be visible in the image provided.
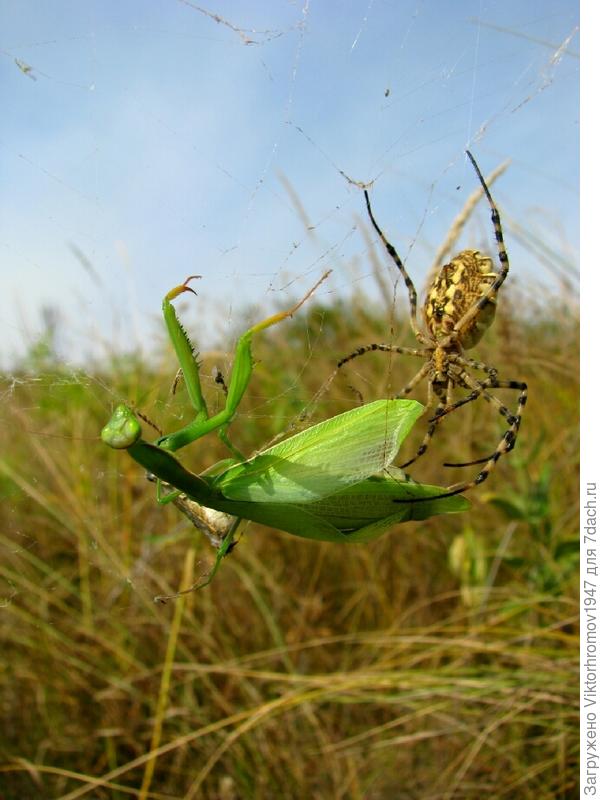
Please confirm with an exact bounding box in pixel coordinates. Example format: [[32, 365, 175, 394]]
[[337, 151, 527, 501]]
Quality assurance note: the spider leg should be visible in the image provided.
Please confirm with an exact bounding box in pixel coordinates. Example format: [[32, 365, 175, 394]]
[[363, 190, 428, 345], [393, 360, 430, 398], [337, 344, 427, 370], [442, 382, 526, 466], [428, 357, 500, 422], [394, 372, 527, 502], [421, 371, 492, 466], [429, 382, 483, 421], [444, 375, 526, 488], [466, 151, 509, 289], [400, 379, 449, 468], [336, 346, 429, 409], [457, 370, 527, 432], [455, 355, 498, 380], [442, 152, 510, 348], [436, 367, 527, 457], [438, 385, 504, 466]]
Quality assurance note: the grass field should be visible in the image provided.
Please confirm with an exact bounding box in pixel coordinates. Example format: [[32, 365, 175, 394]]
[[0, 256, 579, 798]]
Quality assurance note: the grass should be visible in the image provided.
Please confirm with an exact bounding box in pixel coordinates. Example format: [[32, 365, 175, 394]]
[[0, 261, 579, 798]]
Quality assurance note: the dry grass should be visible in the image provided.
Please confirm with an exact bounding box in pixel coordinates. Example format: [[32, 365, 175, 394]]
[[0, 260, 578, 798]]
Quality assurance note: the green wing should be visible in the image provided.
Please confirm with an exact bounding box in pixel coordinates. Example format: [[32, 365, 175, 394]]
[[217, 399, 423, 503], [303, 472, 470, 542]]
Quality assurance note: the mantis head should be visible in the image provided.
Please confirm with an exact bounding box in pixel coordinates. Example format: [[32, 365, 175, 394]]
[[102, 404, 143, 449]]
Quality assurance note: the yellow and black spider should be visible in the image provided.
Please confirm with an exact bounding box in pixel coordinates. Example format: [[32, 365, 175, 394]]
[[338, 151, 527, 501]]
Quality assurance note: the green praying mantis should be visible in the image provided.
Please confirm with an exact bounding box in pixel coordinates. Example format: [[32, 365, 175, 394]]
[[102, 272, 468, 594]]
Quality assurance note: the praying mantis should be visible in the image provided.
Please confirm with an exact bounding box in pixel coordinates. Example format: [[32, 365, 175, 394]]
[[102, 272, 468, 592]]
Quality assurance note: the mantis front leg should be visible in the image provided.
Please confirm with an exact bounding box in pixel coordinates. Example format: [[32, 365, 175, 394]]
[[156, 271, 331, 454]]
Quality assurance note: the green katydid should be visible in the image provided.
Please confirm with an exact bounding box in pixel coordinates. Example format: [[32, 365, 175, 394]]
[[102, 274, 468, 593]]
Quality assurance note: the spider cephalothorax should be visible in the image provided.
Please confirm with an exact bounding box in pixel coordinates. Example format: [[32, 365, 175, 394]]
[[338, 151, 527, 501]]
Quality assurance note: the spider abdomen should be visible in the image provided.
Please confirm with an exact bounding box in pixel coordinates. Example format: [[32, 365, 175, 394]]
[[424, 249, 497, 349]]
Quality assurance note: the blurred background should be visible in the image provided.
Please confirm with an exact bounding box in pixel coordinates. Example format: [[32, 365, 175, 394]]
[[0, 2, 579, 798]]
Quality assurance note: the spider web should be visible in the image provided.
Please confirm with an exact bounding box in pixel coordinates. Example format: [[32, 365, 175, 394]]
[[0, 2, 579, 580]]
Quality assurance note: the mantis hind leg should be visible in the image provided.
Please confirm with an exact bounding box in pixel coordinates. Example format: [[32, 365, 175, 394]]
[[154, 518, 243, 603]]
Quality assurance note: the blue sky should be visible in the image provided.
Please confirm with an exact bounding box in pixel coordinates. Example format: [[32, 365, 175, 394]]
[[0, 0, 579, 365]]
